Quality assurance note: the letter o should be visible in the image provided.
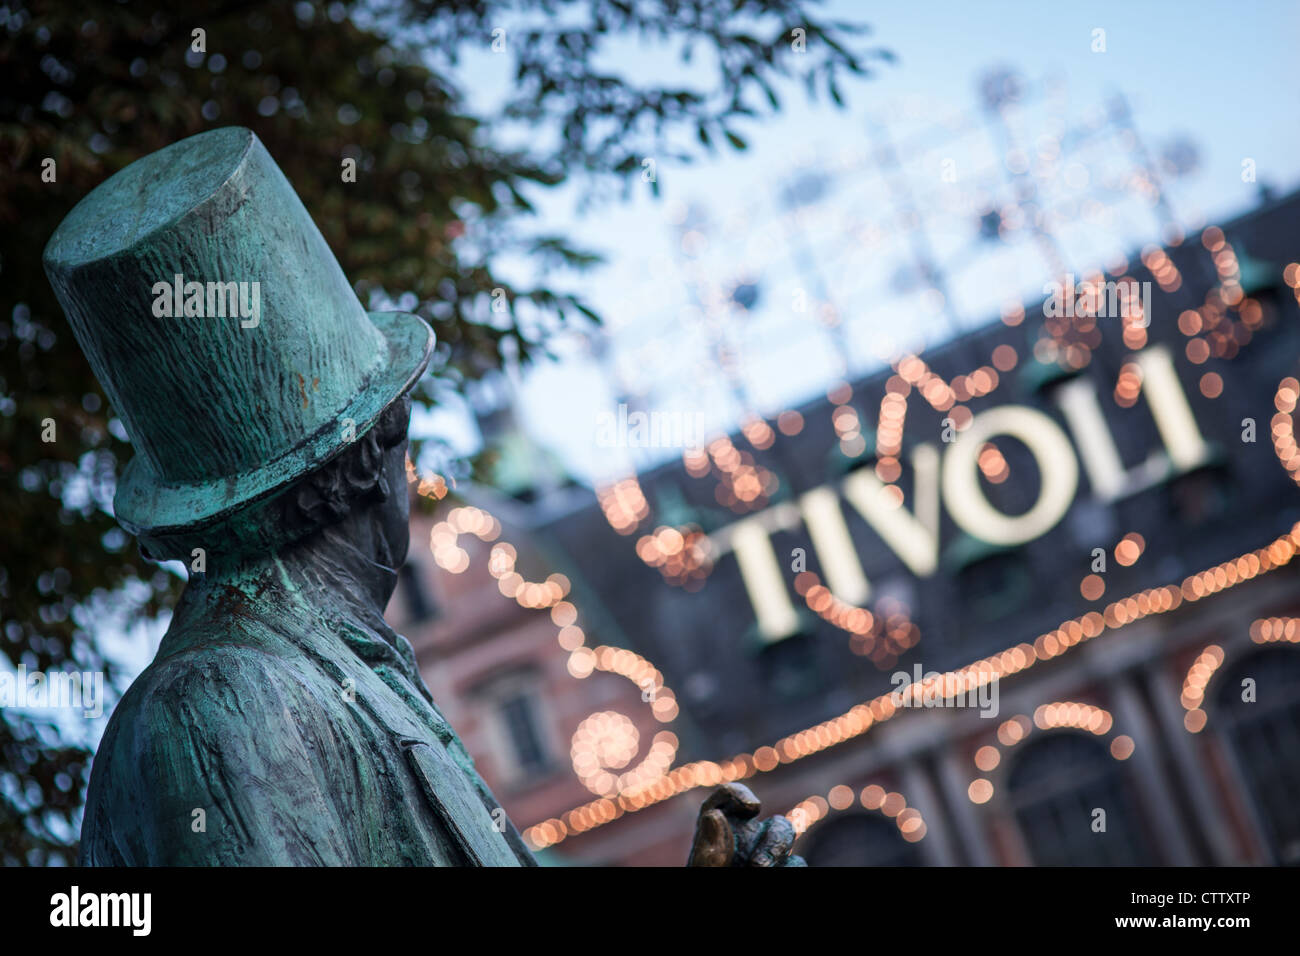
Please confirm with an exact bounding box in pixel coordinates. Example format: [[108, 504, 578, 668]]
[[942, 406, 1079, 546]]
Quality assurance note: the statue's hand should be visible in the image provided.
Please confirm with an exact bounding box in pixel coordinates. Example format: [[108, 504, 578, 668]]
[[687, 783, 807, 867]]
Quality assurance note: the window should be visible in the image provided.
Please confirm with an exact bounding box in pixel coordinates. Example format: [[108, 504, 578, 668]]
[[499, 691, 550, 779], [1213, 646, 1300, 864], [1007, 731, 1157, 865], [800, 813, 922, 867], [475, 671, 556, 786]]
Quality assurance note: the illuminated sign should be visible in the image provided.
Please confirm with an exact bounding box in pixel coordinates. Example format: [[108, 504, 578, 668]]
[[712, 345, 1212, 641]]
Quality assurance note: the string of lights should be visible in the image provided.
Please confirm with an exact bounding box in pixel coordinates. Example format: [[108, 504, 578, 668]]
[[417, 497, 683, 799], [967, 704, 1134, 807], [525, 508, 1300, 848], [1181, 618, 1300, 734], [786, 783, 928, 843], [1180, 645, 1224, 734]]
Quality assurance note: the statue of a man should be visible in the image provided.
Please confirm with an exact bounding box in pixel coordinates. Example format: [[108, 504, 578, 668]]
[[44, 127, 801, 867]]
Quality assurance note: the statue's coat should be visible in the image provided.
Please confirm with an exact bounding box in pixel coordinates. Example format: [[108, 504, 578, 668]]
[[80, 551, 535, 866]]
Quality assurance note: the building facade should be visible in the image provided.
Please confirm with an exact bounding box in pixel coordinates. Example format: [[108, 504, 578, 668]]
[[391, 192, 1300, 865]]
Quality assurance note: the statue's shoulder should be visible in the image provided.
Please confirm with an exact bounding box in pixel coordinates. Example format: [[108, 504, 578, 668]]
[[98, 592, 346, 769], [111, 624, 335, 737], [82, 624, 356, 865]]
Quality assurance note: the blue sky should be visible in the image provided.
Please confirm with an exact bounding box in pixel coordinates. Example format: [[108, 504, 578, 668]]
[[415, 0, 1300, 484]]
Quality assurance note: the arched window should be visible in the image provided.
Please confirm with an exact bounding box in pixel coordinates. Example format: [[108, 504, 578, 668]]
[[1007, 731, 1156, 865], [799, 812, 922, 867], [1212, 646, 1300, 864]]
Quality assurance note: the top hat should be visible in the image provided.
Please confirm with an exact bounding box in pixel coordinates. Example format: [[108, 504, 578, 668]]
[[43, 127, 433, 549]]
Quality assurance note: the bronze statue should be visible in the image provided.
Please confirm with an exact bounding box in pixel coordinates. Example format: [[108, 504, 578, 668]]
[[43, 127, 802, 867]]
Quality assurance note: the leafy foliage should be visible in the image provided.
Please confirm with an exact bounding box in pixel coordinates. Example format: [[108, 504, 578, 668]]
[[0, 0, 881, 864]]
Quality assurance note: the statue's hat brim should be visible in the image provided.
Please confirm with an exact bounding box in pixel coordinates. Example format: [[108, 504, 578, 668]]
[[113, 309, 432, 538]]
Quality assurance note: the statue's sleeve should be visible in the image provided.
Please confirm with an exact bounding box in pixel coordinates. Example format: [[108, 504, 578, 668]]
[[82, 644, 369, 866]]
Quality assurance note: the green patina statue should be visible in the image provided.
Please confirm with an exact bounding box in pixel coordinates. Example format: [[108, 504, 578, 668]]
[[43, 127, 802, 867]]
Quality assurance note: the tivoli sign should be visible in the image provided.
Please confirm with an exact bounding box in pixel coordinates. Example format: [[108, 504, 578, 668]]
[[711, 345, 1212, 641]]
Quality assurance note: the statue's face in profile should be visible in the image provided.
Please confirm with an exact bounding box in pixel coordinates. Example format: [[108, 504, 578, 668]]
[[380, 431, 412, 570]]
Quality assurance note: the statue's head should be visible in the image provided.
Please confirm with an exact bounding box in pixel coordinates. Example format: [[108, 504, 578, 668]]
[[42, 128, 433, 570]]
